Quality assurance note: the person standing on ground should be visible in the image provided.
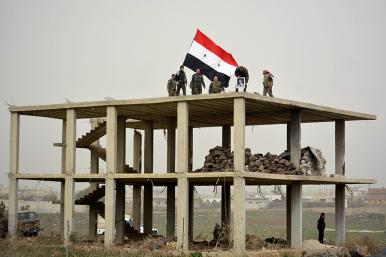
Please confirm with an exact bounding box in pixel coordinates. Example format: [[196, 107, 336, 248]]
[[209, 76, 224, 94], [317, 212, 326, 244], [190, 68, 205, 95], [262, 70, 274, 97], [167, 74, 177, 96], [176, 65, 187, 96]]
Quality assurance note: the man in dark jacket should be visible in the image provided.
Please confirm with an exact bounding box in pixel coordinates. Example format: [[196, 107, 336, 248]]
[[317, 212, 326, 244]]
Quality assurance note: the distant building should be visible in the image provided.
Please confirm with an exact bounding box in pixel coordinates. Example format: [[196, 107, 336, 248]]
[[368, 187, 386, 207]]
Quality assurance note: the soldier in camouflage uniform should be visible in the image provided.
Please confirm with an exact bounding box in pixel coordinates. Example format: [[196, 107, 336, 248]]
[[167, 74, 177, 96], [190, 68, 205, 95], [176, 65, 187, 96], [262, 70, 274, 97], [209, 76, 223, 94]]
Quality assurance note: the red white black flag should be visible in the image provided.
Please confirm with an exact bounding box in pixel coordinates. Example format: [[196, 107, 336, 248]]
[[183, 29, 238, 88]]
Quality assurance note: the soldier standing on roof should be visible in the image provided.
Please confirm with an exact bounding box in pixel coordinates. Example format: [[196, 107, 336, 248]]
[[263, 70, 274, 97], [167, 74, 177, 96], [235, 66, 249, 92], [209, 76, 224, 94], [176, 65, 187, 96], [190, 68, 205, 95]]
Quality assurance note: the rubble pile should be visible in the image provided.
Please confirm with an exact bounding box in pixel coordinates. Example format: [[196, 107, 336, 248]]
[[196, 146, 326, 176]]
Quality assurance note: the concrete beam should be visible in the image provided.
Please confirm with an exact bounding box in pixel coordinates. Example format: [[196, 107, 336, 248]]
[[132, 130, 142, 231], [290, 182, 302, 249], [233, 176, 246, 254], [176, 102, 189, 252], [221, 125, 231, 227], [335, 120, 345, 175], [143, 122, 154, 236], [8, 112, 19, 238], [233, 98, 245, 172], [166, 119, 176, 239], [335, 184, 346, 245], [290, 111, 301, 170], [115, 117, 126, 244]]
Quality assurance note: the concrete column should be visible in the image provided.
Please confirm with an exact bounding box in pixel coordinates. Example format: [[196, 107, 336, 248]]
[[221, 125, 231, 227], [89, 119, 99, 241], [8, 112, 19, 238], [233, 98, 245, 172], [286, 185, 292, 242], [289, 111, 302, 249], [176, 101, 189, 252], [63, 109, 76, 247], [60, 119, 66, 239], [286, 123, 291, 242], [233, 177, 245, 254], [290, 182, 302, 249], [335, 120, 345, 176], [105, 106, 118, 247], [115, 117, 126, 244], [335, 120, 346, 245], [188, 126, 194, 242], [233, 98, 246, 254], [143, 122, 154, 236], [290, 111, 301, 170], [166, 119, 176, 239], [335, 184, 346, 245], [188, 185, 194, 242], [132, 130, 142, 231]]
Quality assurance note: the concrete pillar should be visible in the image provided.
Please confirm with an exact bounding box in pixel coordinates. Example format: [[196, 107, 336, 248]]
[[290, 182, 302, 249], [188, 126, 194, 242], [289, 111, 302, 249], [115, 117, 126, 244], [63, 109, 76, 247], [335, 184, 346, 245], [132, 130, 142, 231], [166, 119, 176, 239], [188, 185, 194, 241], [286, 185, 292, 242], [60, 119, 66, 239], [290, 111, 301, 170], [335, 120, 345, 245], [176, 101, 189, 252], [286, 123, 291, 242], [221, 125, 231, 227], [89, 119, 99, 241], [105, 106, 118, 247], [233, 98, 246, 254], [233, 98, 245, 172], [143, 122, 154, 236], [335, 120, 345, 176], [8, 112, 19, 238]]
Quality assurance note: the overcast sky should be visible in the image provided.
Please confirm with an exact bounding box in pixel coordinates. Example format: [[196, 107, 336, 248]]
[[1, 0, 385, 190]]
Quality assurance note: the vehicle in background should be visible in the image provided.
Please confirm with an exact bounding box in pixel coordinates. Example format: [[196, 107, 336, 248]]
[[17, 211, 41, 237]]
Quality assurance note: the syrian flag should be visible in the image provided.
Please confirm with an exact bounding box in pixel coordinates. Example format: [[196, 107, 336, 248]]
[[183, 29, 238, 88]]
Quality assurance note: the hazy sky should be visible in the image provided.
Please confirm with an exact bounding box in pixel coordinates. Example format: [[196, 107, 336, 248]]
[[1, 0, 385, 190]]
